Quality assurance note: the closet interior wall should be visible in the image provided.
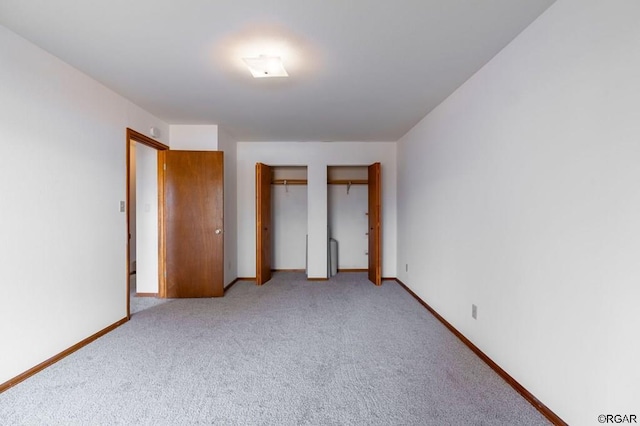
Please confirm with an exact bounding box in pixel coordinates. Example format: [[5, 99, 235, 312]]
[[327, 166, 369, 271], [271, 166, 308, 271]]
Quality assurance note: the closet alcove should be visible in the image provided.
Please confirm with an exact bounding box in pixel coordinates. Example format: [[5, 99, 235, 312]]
[[256, 164, 308, 284], [256, 162, 381, 285], [327, 166, 369, 274]]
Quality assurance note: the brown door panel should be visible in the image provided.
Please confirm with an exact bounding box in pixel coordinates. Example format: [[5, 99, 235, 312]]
[[164, 151, 224, 297], [256, 163, 272, 285], [368, 162, 381, 285]]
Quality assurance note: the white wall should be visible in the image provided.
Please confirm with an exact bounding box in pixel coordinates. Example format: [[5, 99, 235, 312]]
[[0, 24, 169, 385], [307, 163, 328, 278], [169, 125, 218, 150], [272, 185, 308, 270], [328, 184, 368, 269], [237, 142, 396, 279], [396, 1, 640, 424], [218, 127, 238, 287], [135, 143, 159, 294]]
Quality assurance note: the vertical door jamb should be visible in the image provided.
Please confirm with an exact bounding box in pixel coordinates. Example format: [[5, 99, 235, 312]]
[[157, 150, 166, 298]]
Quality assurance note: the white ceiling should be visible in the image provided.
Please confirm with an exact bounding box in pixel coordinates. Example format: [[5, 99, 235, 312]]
[[0, 0, 555, 142]]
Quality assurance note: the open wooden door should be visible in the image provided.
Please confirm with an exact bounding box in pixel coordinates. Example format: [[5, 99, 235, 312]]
[[256, 163, 272, 285], [368, 162, 382, 285], [161, 150, 224, 298]]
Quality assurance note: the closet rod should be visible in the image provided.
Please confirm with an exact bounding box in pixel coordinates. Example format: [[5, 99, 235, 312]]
[[271, 179, 307, 185], [327, 179, 368, 185]]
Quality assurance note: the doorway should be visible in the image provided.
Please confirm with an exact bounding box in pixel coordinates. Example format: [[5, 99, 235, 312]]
[[126, 128, 169, 318], [326, 163, 381, 285], [255, 164, 308, 285], [327, 166, 369, 273]]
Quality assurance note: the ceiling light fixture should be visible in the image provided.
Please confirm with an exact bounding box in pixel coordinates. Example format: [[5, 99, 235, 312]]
[[242, 55, 288, 78]]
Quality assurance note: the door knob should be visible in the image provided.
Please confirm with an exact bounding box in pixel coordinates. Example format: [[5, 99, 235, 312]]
[[215, 229, 222, 235]]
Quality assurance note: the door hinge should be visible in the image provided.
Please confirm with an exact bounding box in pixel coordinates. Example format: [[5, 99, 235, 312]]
[[163, 163, 166, 171]]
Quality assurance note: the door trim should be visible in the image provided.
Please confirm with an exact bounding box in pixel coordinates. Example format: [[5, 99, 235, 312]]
[[126, 128, 168, 317]]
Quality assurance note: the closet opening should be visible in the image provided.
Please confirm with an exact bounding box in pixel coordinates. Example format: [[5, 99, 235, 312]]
[[327, 163, 381, 285], [256, 164, 308, 285], [327, 166, 369, 277]]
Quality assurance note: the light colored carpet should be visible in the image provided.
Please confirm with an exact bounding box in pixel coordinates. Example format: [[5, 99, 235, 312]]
[[129, 274, 169, 315], [0, 272, 550, 425]]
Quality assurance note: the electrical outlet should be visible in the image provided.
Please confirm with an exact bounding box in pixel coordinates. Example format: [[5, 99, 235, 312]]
[[472, 304, 477, 319], [405, 263, 408, 272]]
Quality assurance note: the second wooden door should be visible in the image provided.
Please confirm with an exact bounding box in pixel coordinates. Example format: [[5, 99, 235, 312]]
[[161, 150, 224, 297]]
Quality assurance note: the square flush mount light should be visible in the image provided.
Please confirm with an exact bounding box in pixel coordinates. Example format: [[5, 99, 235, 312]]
[[242, 55, 288, 78]]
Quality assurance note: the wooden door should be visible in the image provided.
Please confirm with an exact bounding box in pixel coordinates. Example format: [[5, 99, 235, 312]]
[[161, 150, 224, 298], [368, 162, 382, 285], [256, 163, 272, 285]]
